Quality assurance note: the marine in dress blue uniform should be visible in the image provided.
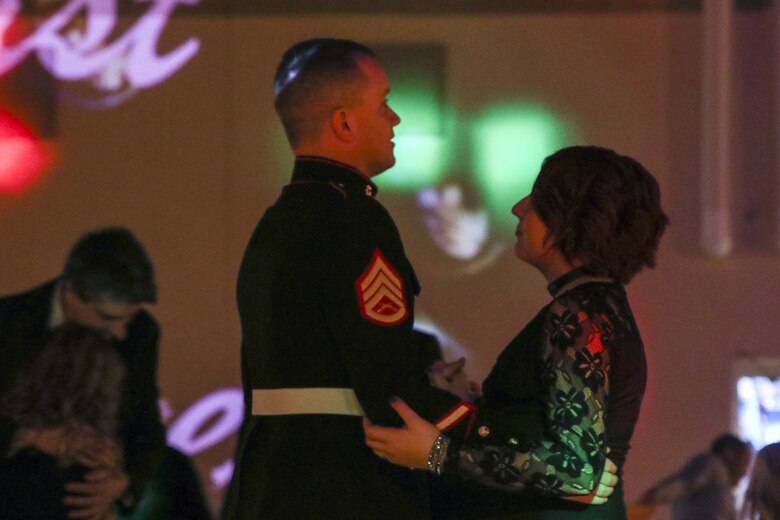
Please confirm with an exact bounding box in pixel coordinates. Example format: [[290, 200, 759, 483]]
[[223, 156, 475, 520], [222, 38, 477, 519]]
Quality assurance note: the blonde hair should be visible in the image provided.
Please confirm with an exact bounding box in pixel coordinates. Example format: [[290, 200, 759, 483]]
[[741, 442, 780, 520], [1, 323, 125, 438]]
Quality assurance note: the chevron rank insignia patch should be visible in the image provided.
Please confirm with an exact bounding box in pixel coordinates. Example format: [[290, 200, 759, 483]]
[[356, 249, 408, 326]]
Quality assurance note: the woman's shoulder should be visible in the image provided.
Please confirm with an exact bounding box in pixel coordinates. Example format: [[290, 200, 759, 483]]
[[544, 281, 632, 342], [551, 281, 626, 312]]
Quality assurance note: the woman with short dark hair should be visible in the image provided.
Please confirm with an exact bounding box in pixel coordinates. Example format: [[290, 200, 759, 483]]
[[365, 145, 669, 519]]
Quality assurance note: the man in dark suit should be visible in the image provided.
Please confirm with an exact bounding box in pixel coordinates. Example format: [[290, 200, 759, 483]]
[[0, 227, 166, 518]]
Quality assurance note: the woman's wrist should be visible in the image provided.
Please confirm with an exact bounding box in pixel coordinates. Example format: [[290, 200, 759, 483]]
[[427, 433, 450, 476]]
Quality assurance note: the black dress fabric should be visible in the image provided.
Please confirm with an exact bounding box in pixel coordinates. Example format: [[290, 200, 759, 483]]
[[434, 279, 646, 519], [118, 446, 213, 520]]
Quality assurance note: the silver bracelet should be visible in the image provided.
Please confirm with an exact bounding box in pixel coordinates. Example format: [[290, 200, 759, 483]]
[[427, 434, 450, 476]]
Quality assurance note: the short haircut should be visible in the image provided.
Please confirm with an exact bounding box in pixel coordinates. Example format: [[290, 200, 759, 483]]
[[274, 38, 376, 148], [711, 433, 752, 456], [531, 145, 669, 284], [63, 227, 156, 304]]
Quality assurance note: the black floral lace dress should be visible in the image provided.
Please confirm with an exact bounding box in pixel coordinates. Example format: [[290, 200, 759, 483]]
[[434, 277, 646, 519]]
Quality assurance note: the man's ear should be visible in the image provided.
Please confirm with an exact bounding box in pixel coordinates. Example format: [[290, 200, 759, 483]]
[[331, 109, 356, 142]]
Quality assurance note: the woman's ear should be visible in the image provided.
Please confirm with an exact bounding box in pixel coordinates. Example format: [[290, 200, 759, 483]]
[[331, 109, 356, 142]]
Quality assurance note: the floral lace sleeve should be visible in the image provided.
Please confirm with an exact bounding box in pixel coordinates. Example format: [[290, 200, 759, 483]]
[[452, 293, 611, 496]]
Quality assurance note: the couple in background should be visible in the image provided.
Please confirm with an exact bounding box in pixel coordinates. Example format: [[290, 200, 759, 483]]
[[0, 229, 212, 520]]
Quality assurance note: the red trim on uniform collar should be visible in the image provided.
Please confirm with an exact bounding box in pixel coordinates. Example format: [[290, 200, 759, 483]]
[[295, 155, 366, 179], [294, 155, 379, 197]]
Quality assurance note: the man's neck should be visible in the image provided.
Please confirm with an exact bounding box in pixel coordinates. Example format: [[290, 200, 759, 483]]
[[293, 145, 367, 177]]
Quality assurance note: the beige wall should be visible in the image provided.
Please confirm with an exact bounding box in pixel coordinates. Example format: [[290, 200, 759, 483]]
[[1, 9, 778, 517]]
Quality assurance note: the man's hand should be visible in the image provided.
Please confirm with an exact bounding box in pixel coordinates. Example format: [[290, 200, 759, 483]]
[[64, 467, 129, 519], [562, 457, 619, 505]]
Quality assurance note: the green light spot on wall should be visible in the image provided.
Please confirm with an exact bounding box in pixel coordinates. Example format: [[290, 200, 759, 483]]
[[373, 44, 448, 192], [378, 133, 448, 190], [390, 89, 442, 134], [472, 104, 568, 229], [376, 91, 449, 191]]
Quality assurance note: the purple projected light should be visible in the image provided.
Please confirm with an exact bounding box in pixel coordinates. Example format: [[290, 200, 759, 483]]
[[167, 387, 243, 457], [0, 0, 200, 97], [164, 387, 243, 488]]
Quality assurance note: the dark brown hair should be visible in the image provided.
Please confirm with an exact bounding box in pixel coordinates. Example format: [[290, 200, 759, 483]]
[[531, 145, 669, 283], [0, 323, 125, 437], [64, 226, 156, 304]]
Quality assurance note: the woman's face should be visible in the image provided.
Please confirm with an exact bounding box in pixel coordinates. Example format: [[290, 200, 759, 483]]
[[511, 196, 555, 268]]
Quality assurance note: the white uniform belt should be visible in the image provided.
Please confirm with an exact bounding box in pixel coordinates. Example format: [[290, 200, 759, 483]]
[[251, 387, 365, 416]]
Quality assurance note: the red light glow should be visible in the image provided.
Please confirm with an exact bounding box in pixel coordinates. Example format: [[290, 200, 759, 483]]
[[0, 111, 51, 194]]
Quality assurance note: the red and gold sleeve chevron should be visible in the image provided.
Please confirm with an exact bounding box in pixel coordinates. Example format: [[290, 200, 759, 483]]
[[355, 248, 409, 326]]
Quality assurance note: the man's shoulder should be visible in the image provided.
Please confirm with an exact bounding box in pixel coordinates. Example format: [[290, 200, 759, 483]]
[[282, 179, 390, 213], [129, 309, 159, 333], [0, 280, 55, 349], [271, 181, 396, 237], [124, 309, 160, 350], [0, 279, 56, 315], [281, 179, 355, 205], [132, 307, 158, 325], [263, 182, 353, 228]]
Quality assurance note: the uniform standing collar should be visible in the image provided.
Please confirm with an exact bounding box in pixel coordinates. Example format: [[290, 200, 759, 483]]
[[292, 156, 379, 198]]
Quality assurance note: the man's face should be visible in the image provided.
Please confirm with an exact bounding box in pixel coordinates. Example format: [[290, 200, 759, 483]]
[[349, 57, 401, 177], [61, 283, 141, 340]]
